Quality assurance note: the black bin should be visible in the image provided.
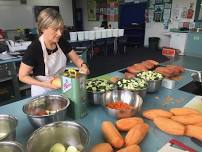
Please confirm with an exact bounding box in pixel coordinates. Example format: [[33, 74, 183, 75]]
[[149, 37, 160, 50]]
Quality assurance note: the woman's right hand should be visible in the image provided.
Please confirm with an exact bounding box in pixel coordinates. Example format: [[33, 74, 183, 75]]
[[42, 77, 61, 89]]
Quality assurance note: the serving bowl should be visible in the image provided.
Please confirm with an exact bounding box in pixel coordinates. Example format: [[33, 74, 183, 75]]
[[101, 90, 143, 119], [0, 141, 24, 152], [146, 79, 163, 92], [22, 95, 70, 128], [86, 79, 114, 105], [0, 114, 17, 141], [116, 78, 148, 98], [27, 121, 89, 152], [136, 71, 164, 93]]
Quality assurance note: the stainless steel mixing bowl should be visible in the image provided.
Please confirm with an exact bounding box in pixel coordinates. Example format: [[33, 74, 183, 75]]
[[147, 79, 163, 93], [101, 90, 143, 119], [0, 114, 17, 141], [0, 141, 24, 152], [87, 91, 104, 105], [27, 121, 89, 152], [22, 95, 70, 128]]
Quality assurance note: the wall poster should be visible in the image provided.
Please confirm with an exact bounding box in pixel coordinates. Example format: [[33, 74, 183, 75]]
[[87, 0, 97, 21], [146, 0, 172, 23], [88, 0, 118, 21]]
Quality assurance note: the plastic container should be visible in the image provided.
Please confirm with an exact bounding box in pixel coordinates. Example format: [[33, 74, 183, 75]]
[[101, 30, 107, 38], [112, 29, 119, 37], [77, 31, 84, 41], [89, 31, 95, 40], [95, 30, 102, 39], [69, 32, 77, 42], [118, 29, 124, 37], [106, 29, 112, 38], [84, 31, 89, 40], [149, 37, 160, 50]]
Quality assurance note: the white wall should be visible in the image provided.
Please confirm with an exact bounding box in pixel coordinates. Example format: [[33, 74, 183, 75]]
[[81, 0, 118, 31], [144, 0, 197, 47], [0, 0, 73, 30], [144, 23, 171, 48]]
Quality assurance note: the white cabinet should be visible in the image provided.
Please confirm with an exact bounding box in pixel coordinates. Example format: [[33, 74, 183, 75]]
[[170, 33, 188, 55]]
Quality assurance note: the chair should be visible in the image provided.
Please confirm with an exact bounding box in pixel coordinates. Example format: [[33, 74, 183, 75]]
[[67, 46, 88, 68], [105, 37, 114, 56], [93, 39, 105, 56], [80, 40, 92, 60], [117, 36, 127, 54]]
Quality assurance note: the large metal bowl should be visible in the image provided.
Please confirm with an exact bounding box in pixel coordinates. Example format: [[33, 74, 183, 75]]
[[147, 79, 163, 93], [101, 90, 143, 119], [27, 121, 89, 152], [0, 114, 17, 141], [0, 141, 24, 152], [22, 95, 70, 128], [87, 91, 104, 105]]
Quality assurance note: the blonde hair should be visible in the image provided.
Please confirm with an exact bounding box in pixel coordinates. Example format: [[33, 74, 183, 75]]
[[37, 8, 64, 35]]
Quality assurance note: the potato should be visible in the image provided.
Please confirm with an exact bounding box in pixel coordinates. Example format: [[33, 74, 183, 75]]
[[49, 143, 65, 152], [115, 117, 144, 131], [143, 109, 173, 120], [52, 77, 61, 88], [185, 125, 202, 141], [170, 107, 201, 116], [125, 123, 149, 146], [101, 121, 124, 148], [90, 143, 113, 152], [153, 117, 185, 135], [171, 114, 202, 125], [116, 144, 141, 152]]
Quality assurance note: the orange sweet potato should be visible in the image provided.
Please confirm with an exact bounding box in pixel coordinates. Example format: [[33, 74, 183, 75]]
[[153, 117, 185, 135], [185, 125, 202, 141], [143, 109, 173, 120], [116, 144, 141, 152], [115, 117, 144, 131], [170, 107, 201, 116], [101, 121, 124, 148], [90, 143, 113, 152], [195, 122, 202, 127], [171, 114, 202, 125], [125, 123, 149, 146]]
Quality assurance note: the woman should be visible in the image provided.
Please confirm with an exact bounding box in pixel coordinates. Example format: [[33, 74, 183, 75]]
[[19, 8, 90, 97]]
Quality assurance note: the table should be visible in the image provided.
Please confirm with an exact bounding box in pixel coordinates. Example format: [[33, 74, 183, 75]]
[[0, 69, 202, 151]]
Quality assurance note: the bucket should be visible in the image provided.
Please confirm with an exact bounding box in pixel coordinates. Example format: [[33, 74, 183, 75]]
[[118, 29, 124, 37], [89, 31, 95, 40], [112, 29, 119, 37], [77, 31, 84, 41], [149, 37, 160, 50], [84, 31, 89, 40], [95, 30, 102, 39], [101, 30, 107, 38], [106, 29, 112, 38], [69, 32, 77, 42]]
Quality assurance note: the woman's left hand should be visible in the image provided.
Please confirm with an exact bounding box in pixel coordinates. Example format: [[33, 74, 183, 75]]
[[80, 63, 90, 75]]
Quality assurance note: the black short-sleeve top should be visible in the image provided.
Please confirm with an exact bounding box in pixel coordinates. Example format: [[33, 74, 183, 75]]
[[22, 37, 72, 76]]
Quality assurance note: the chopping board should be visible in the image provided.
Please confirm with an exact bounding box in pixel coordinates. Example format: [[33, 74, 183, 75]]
[[184, 96, 202, 113]]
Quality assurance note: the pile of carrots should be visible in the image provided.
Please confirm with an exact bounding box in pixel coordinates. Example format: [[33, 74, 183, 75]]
[[106, 101, 133, 111]]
